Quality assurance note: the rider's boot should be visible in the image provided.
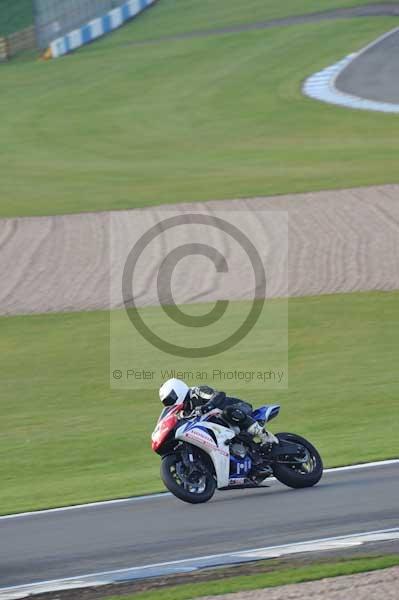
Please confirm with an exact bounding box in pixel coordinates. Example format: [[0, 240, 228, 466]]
[[247, 421, 279, 446]]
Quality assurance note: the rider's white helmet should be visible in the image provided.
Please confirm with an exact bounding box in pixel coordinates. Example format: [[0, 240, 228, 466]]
[[159, 378, 189, 407]]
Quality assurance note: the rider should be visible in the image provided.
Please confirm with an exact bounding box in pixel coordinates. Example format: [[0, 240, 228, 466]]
[[159, 378, 276, 446]]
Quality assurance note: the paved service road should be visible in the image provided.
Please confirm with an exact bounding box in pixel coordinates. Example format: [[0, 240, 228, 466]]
[[336, 28, 399, 104], [0, 464, 398, 588]]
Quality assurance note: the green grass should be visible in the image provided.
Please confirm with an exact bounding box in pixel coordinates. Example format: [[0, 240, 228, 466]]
[[1, 290, 398, 515], [1, 17, 399, 217], [0, 0, 33, 36], [106, 555, 399, 600], [102, 0, 396, 44]]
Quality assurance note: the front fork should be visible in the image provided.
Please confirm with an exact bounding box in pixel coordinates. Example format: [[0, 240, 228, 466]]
[[180, 443, 210, 476]]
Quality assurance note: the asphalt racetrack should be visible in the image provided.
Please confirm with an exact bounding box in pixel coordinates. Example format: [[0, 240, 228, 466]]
[[335, 28, 399, 104], [1, 463, 398, 589]]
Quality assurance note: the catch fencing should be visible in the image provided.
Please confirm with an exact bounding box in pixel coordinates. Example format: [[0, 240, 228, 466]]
[[33, 0, 130, 49], [48, 0, 156, 57], [0, 0, 155, 59]]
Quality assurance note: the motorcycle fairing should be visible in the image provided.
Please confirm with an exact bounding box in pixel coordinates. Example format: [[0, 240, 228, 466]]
[[252, 404, 280, 424], [151, 403, 183, 452], [175, 418, 235, 488], [229, 454, 252, 478]]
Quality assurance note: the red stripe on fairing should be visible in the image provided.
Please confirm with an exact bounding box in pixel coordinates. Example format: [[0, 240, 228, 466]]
[[151, 403, 183, 452]]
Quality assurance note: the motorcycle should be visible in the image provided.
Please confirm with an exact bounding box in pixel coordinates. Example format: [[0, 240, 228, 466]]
[[151, 402, 323, 503]]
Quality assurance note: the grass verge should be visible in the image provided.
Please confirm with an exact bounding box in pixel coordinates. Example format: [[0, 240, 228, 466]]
[[95, 0, 396, 45], [105, 555, 399, 600], [1, 17, 399, 217], [1, 290, 399, 515]]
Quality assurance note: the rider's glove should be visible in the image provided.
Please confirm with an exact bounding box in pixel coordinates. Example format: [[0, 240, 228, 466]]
[[200, 402, 216, 415], [193, 404, 209, 416]]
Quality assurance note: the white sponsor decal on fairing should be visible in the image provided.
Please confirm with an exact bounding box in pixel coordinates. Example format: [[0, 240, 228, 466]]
[[183, 429, 229, 456]]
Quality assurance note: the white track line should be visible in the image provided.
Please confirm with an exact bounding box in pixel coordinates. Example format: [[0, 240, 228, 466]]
[[1, 527, 399, 600], [0, 459, 397, 521], [303, 27, 399, 113]]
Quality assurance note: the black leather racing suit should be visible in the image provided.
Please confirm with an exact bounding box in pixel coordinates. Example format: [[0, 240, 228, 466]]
[[184, 386, 256, 431]]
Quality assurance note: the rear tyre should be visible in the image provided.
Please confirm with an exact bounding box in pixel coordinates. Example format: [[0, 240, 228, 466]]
[[272, 432, 323, 488], [161, 452, 216, 504]]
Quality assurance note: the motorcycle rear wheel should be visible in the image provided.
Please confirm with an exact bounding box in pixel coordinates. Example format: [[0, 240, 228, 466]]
[[161, 452, 216, 504], [272, 432, 323, 488]]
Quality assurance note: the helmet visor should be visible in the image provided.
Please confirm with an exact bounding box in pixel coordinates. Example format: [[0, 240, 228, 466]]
[[162, 389, 178, 407]]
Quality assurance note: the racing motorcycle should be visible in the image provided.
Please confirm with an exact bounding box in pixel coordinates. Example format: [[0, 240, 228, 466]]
[[151, 402, 323, 503]]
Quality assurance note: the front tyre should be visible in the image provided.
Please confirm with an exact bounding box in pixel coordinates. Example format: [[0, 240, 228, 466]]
[[272, 432, 323, 488], [161, 452, 216, 504]]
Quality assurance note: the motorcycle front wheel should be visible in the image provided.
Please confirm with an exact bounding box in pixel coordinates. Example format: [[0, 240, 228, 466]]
[[161, 451, 216, 504], [272, 432, 323, 488]]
